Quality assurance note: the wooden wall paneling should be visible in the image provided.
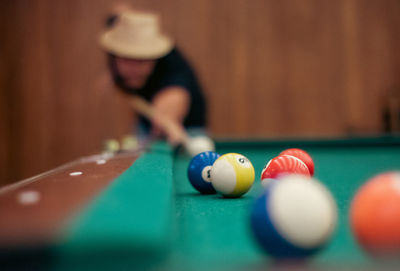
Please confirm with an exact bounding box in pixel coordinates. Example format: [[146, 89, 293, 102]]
[[6, 0, 135, 181], [342, 0, 364, 133], [0, 47, 7, 185], [2, 0, 400, 184], [43, 0, 133, 169], [364, 0, 400, 132], [341, 0, 400, 134], [0, 1, 13, 185], [246, 1, 288, 138], [167, 0, 232, 136], [205, 1, 234, 136], [1, 1, 28, 185], [280, 0, 347, 137], [228, 0, 252, 136], [14, 1, 56, 181], [0, 5, 6, 185], [387, 0, 400, 132]]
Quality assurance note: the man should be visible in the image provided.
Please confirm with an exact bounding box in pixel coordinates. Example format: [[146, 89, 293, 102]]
[[100, 10, 206, 145]]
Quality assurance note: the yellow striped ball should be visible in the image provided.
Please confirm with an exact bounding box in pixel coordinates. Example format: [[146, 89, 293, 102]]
[[211, 153, 255, 197]]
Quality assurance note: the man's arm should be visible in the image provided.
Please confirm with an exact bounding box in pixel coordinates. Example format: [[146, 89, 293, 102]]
[[151, 86, 191, 145]]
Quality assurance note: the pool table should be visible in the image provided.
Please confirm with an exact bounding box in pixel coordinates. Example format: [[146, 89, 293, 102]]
[[1, 136, 400, 270]]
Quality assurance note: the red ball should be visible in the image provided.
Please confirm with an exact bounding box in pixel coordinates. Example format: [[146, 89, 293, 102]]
[[261, 155, 311, 186], [280, 148, 315, 176], [350, 172, 400, 257]]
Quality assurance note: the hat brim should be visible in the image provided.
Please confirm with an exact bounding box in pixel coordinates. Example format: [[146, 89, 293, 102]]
[[100, 30, 174, 60]]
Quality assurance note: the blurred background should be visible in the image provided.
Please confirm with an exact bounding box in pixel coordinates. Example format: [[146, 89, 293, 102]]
[[1, 0, 399, 185]]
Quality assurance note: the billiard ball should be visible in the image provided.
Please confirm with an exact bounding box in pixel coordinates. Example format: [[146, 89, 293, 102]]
[[185, 136, 216, 157], [261, 155, 310, 187], [103, 139, 120, 154], [187, 151, 221, 194], [280, 148, 315, 176], [250, 175, 337, 259], [350, 172, 400, 257], [121, 134, 138, 151], [211, 153, 255, 198]]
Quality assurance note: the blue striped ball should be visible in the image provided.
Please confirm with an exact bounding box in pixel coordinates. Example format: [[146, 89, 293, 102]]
[[250, 175, 337, 259], [187, 151, 220, 194]]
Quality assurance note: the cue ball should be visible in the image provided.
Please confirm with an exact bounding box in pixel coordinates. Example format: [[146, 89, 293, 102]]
[[261, 155, 310, 187], [280, 148, 315, 176], [350, 172, 400, 257], [250, 175, 337, 259], [187, 151, 221, 194], [185, 136, 216, 157], [211, 153, 255, 198]]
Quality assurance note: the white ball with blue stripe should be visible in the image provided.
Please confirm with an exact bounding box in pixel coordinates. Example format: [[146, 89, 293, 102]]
[[250, 175, 337, 258], [187, 151, 220, 194]]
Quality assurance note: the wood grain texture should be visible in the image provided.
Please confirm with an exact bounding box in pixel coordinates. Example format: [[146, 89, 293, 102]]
[[0, 1, 17, 186], [1, 0, 134, 184], [0, 152, 137, 246], [1, 0, 400, 184]]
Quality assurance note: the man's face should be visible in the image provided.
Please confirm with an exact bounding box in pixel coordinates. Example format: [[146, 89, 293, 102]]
[[115, 57, 156, 88]]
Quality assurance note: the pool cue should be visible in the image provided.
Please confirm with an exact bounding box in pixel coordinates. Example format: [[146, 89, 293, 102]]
[[126, 95, 191, 146]]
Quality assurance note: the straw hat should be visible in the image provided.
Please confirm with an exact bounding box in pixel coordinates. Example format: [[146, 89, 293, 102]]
[[100, 11, 174, 59]]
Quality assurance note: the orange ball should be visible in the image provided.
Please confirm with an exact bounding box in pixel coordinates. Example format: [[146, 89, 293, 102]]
[[350, 172, 400, 257], [280, 148, 314, 176]]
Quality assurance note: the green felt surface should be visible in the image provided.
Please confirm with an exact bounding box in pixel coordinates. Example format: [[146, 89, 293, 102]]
[[53, 138, 400, 270], [165, 140, 400, 270], [54, 142, 174, 270]]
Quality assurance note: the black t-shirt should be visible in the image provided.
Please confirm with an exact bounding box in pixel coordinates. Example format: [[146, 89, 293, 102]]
[[109, 48, 207, 130]]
